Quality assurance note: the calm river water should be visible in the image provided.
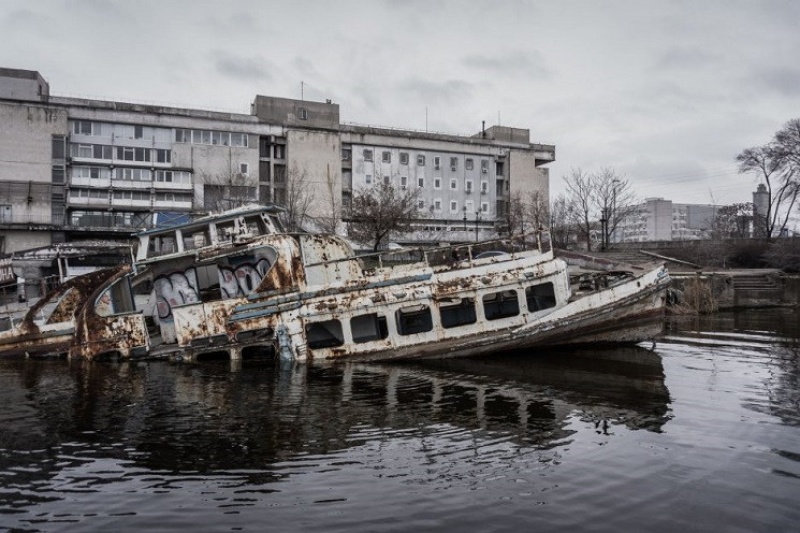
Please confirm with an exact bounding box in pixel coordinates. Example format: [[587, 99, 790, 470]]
[[1, 309, 799, 532]]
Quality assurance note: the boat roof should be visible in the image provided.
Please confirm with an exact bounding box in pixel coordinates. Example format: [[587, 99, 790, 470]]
[[136, 204, 284, 237]]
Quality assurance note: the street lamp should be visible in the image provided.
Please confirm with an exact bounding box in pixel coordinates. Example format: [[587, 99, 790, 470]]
[[463, 206, 467, 231], [610, 178, 619, 245], [600, 207, 608, 251]]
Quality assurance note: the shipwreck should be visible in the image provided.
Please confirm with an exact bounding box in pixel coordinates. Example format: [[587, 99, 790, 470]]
[[0, 205, 671, 362]]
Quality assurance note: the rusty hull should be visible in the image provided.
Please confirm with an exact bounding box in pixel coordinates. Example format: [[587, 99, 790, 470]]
[[0, 266, 148, 359]]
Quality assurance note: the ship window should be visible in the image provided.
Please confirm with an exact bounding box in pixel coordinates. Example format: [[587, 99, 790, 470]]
[[351, 313, 389, 343], [440, 298, 477, 329], [483, 290, 519, 320], [396, 305, 433, 335], [306, 319, 344, 349], [526, 282, 557, 312]]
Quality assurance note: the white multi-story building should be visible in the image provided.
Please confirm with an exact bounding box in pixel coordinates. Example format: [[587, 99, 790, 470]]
[[616, 198, 718, 242], [0, 67, 555, 253]]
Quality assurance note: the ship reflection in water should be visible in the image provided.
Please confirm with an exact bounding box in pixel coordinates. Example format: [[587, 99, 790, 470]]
[[0, 345, 670, 468], [1, 309, 799, 533]]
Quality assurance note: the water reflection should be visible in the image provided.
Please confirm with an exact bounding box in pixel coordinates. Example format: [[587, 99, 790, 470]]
[[0, 347, 671, 489], [2, 313, 800, 532], [665, 308, 800, 428]]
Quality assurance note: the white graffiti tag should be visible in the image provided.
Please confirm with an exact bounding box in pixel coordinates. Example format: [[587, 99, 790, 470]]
[[219, 258, 272, 298], [154, 269, 200, 319]]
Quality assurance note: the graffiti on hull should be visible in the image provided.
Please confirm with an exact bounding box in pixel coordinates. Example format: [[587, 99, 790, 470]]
[[154, 250, 275, 320]]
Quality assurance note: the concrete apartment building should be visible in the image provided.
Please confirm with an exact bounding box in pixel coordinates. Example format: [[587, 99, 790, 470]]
[[616, 198, 718, 242], [0, 67, 555, 254]]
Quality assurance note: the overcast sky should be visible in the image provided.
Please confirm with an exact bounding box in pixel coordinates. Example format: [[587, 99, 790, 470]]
[[2, 0, 797, 207]]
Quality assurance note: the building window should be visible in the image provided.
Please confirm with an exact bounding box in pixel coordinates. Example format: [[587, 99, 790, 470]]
[[483, 290, 519, 321], [433, 156, 441, 169], [382, 151, 391, 163], [134, 125, 144, 139], [450, 157, 458, 170], [417, 154, 426, 166], [400, 152, 409, 165], [383, 176, 390, 185], [52, 135, 66, 159], [434, 178, 441, 189], [363, 149, 373, 162], [175, 129, 190, 143], [450, 200, 458, 212], [365, 174, 373, 185], [231, 133, 248, 147], [93, 145, 113, 159], [155, 149, 171, 163], [434, 199, 442, 211], [400, 176, 408, 189], [417, 199, 425, 210], [240, 163, 249, 176], [342, 147, 351, 161], [481, 181, 489, 194], [71, 120, 98, 136], [450, 178, 457, 190], [496, 161, 505, 176], [466, 158, 474, 170], [481, 159, 489, 173], [298, 108, 308, 120], [465, 180, 473, 193], [52, 165, 65, 184], [481, 202, 489, 213], [465, 200, 474, 212], [417, 177, 424, 188]]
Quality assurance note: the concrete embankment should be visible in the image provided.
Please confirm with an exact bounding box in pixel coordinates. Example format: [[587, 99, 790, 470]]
[[591, 248, 799, 310], [669, 270, 800, 310]]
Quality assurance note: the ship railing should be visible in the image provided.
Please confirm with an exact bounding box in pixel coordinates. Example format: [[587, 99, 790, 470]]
[[310, 230, 551, 272]]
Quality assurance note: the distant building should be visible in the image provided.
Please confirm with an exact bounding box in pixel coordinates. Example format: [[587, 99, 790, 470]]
[[0, 67, 555, 254], [752, 183, 769, 238], [615, 198, 718, 242]]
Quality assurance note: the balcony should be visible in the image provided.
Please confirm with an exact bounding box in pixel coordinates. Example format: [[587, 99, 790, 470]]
[[71, 177, 111, 188], [153, 180, 193, 191], [111, 198, 150, 209], [153, 199, 192, 210], [68, 197, 110, 207], [111, 179, 152, 190]]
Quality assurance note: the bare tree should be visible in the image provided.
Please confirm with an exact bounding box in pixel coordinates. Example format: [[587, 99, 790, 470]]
[[549, 193, 572, 249], [737, 118, 800, 240], [201, 170, 258, 213], [525, 190, 550, 231], [593, 168, 636, 248], [278, 163, 316, 232], [507, 190, 550, 235], [711, 202, 754, 239], [347, 182, 422, 251], [563, 168, 595, 251], [314, 164, 342, 235], [506, 192, 527, 235]]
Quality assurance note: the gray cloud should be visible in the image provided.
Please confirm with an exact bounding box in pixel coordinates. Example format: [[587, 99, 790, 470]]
[[462, 51, 551, 78], [212, 52, 275, 82], [754, 67, 800, 97], [397, 79, 474, 105], [654, 47, 716, 70]]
